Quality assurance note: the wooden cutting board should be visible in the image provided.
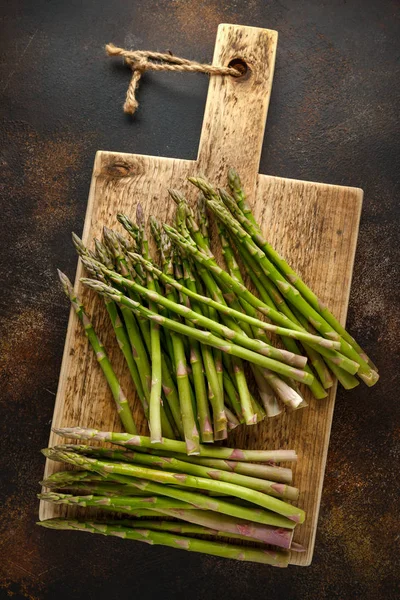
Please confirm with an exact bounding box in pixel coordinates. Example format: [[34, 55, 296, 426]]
[[40, 24, 363, 567]]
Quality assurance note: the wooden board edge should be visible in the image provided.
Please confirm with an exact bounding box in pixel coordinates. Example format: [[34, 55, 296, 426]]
[[290, 187, 364, 566], [38, 150, 103, 521], [259, 172, 364, 197]]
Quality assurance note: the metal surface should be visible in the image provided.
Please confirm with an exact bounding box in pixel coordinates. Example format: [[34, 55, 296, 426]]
[[0, 0, 399, 598]]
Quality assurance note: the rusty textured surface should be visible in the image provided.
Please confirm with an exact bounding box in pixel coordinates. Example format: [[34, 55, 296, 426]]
[[0, 0, 399, 598]]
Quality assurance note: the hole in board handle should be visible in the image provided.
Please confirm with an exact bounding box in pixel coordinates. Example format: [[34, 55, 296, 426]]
[[228, 58, 250, 80]]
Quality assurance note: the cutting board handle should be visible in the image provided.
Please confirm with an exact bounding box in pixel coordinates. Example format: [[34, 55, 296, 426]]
[[197, 24, 278, 198]]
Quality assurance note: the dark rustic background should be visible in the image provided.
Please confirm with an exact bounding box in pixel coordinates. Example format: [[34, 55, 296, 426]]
[[1, 0, 399, 598]]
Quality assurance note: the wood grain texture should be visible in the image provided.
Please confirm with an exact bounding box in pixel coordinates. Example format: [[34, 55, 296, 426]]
[[40, 24, 363, 567]]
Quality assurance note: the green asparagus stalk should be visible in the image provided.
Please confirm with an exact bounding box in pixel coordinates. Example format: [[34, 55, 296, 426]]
[[159, 454, 293, 484], [40, 470, 106, 486], [53, 445, 293, 483], [53, 444, 298, 500], [152, 508, 294, 549], [227, 167, 261, 230], [161, 242, 200, 454], [38, 491, 197, 512], [207, 382, 227, 440], [225, 406, 240, 430], [136, 205, 163, 443], [180, 254, 225, 437], [57, 271, 137, 434], [174, 252, 214, 443], [81, 277, 314, 386], [221, 370, 244, 422], [53, 427, 298, 462], [252, 368, 282, 417], [197, 195, 210, 246], [40, 479, 156, 497], [37, 519, 290, 567], [100, 519, 293, 547]]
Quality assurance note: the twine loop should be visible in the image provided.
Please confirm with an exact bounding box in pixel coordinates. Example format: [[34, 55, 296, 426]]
[[106, 43, 242, 115]]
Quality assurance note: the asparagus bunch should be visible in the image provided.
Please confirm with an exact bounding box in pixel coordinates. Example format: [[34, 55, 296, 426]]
[[59, 168, 377, 450], [188, 171, 378, 388], [38, 430, 305, 566]]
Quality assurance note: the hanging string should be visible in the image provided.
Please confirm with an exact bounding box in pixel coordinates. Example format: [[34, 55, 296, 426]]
[[106, 43, 242, 115]]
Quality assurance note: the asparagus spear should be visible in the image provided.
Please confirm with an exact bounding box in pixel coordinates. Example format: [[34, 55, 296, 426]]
[[227, 167, 260, 230], [57, 271, 137, 434], [161, 237, 200, 454], [178, 259, 214, 443], [159, 454, 293, 484], [40, 470, 105, 486], [152, 507, 294, 549], [37, 519, 290, 567], [38, 492, 197, 512], [53, 427, 298, 462], [39, 493, 294, 549], [180, 251, 226, 437], [52, 444, 298, 500], [81, 277, 314, 386], [53, 445, 293, 483], [43, 449, 305, 522], [40, 480, 156, 497], [100, 519, 293, 547], [137, 205, 163, 443]]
